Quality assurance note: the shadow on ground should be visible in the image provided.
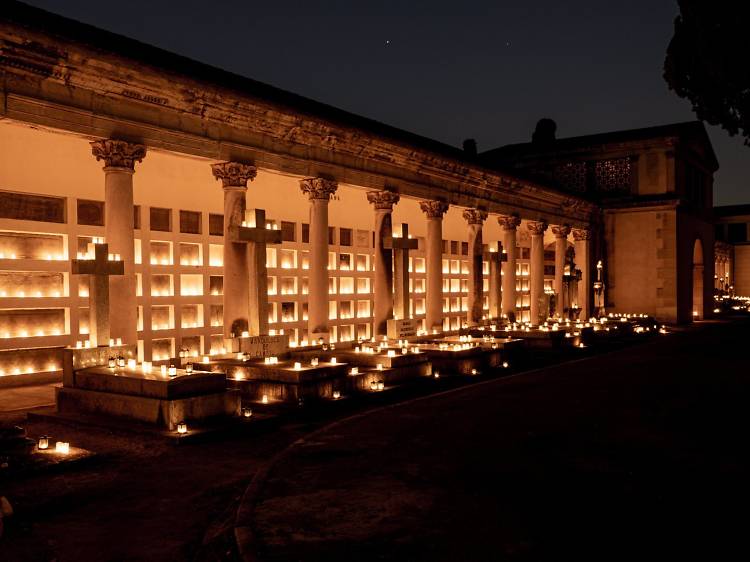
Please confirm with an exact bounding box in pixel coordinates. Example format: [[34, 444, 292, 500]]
[[249, 320, 750, 561]]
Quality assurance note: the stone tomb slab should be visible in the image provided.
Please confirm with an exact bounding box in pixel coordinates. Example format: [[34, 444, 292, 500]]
[[57, 361, 239, 430], [70, 366, 227, 399], [418, 343, 504, 376], [294, 348, 429, 370], [199, 357, 349, 402]]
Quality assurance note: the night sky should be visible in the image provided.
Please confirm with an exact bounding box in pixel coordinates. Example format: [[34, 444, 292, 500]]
[[22, 0, 749, 205]]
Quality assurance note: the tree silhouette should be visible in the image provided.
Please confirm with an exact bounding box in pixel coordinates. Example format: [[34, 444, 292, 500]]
[[664, 1, 750, 145]]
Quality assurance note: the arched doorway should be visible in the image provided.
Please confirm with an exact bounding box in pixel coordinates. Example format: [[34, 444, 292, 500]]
[[692, 239, 704, 320]]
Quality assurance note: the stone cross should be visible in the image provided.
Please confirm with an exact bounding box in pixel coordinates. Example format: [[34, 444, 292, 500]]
[[562, 247, 582, 320], [71, 240, 124, 347], [228, 208, 282, 336], [385, 223, 418, 321], [593, 259, 606, 318], [485, 242, 508, 321]]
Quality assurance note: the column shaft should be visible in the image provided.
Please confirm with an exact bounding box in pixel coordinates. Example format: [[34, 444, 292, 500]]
[[420, 200, 448, 332], [488, 251, 501, 320], [308, 198, 329, 336], [373, 209, 394, 334], [426, 218, 442, 330], [463, 209, 487, 326], [301, 178, 338, 341], [573, 229, 592, 319], [500, 216, 521, 320], [223, 188, 250, 338], [528, 221, 548, 325]]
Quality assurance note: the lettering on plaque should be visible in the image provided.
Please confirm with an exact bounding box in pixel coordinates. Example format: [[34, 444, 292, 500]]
[[238, 335, 288, 358], [386, 318, 418, 340]]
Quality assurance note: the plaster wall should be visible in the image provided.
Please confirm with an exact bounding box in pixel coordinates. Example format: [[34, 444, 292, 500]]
[[734, 246, 750, 295]]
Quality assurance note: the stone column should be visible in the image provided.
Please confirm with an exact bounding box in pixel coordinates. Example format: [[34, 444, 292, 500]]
[[572, 227, 592, 319], [498, 214, 521, 320], [527, 220, 548, 325], [367, 190, 400, 336], [487, 244, 504, 321], [463, 208, 488, 326], [420, 200, 449, 332], [551, 224, 571, 317], [301, 177, 338, 341], [211, 162, 257, 340], [90, 139, 146, 345]]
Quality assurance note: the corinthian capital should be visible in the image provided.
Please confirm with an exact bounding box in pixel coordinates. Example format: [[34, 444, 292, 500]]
[[572, 227, 592, 241], [497, 214, 521, 230], [462, 208, 488, 225], [300, 177, 338, 200], [367, 190, 400, 210], [551, 224, 572, 238], [419, 200, 449, 219], [91, 139, 146, 170], [211, 162, 257, 189], [527, 220, 548, 236]]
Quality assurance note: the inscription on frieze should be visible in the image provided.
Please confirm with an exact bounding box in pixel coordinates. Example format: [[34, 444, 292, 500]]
[[121, 89, 169, 106]]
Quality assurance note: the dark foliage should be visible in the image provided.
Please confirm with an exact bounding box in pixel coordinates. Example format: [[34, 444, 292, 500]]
[[664, 1, 750, 144]]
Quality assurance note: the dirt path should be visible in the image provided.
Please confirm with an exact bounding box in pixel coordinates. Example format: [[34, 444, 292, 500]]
[[246, 321, 750, 561]]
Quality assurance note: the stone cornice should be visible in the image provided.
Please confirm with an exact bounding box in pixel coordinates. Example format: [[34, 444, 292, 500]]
[[366, 190, 400, 210], [462, 208, 488, 225], [90, 139, 146, 170], [0, 21, 598, 225], [419, 200, 449, 219], [527, 220, 548, 235], [211, 161, 257, 188], [300, 178, 338, 200]]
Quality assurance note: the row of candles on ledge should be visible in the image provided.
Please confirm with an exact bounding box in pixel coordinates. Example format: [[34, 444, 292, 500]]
[[106, 355, 196, 377]]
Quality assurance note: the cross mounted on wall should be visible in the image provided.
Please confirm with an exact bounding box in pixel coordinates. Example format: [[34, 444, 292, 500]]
[[384, 222, 419, 321], [71, 240, 124, 347]]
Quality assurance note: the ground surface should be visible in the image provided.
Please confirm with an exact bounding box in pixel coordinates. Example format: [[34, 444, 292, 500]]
[[249, 321, 750, 561], [0, 322, 747, 561]]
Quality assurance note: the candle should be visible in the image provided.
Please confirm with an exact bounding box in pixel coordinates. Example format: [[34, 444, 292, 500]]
[[55, 441, 70, 454]]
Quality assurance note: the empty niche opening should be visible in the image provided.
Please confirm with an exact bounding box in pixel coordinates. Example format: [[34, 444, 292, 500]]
[[180, 274, 203, 296], [279, 249, 296, 269], [209, 244, 223, 267], [151, 338, 174, 362], [181, 304, 203, 329], [150, 241, 173, 265], [151, 305, 173, 331], [209, 276, 223, 296], [280, 277, 297, 295], [179, 243, 202, 266], [0, 231, 66, 260], [0, 308, 68, 339], [151, 275, 173, 297], [209, 304, 223, 327], [181, 335, 202, 357], [0, 271, 66, 298]]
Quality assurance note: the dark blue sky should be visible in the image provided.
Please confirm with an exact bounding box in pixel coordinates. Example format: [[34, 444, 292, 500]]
[[23, 0, 749, 205]]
